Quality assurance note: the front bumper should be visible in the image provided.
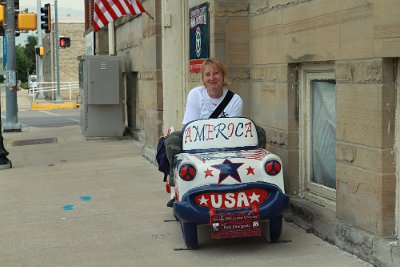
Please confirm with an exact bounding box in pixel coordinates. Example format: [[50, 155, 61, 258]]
[[174, 182, 289, 224]]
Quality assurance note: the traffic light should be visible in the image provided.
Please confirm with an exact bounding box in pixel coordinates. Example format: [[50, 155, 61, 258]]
[[35, 46, 44, 56], [18, 13, 37, 30], [59, 36, 70, 48], [40, 3, 51, 33], [0, 4, 4, 24], [14, 0, 20, 36], [0, 1, 21, 36]]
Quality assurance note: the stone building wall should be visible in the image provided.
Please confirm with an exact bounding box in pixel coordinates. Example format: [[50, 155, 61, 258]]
[[246, 0, 399, 266], [84, 0, 400, 265], [114, 0, 162, 157]]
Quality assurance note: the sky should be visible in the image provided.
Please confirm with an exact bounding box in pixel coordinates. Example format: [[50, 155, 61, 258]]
[[20, 0, 84, 17], [16, 0, 85, 44]]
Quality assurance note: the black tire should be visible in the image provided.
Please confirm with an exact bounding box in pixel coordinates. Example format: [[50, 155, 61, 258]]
[[269, 215, 283, 243], [182, 222, 198, 249]]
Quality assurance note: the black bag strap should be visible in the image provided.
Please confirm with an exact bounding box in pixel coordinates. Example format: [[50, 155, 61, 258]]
[[209, 90, 234, 118]]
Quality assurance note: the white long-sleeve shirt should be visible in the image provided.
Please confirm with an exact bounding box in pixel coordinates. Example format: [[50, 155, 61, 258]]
[[182, 86, 243, 125]]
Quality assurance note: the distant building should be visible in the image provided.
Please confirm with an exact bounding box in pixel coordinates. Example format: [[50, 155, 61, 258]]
[[42, 16, 84, 100]]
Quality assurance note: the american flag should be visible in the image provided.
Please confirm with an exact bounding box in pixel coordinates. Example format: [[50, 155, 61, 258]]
[[93, 0, 145, 32], [240, 149, 269, 160]]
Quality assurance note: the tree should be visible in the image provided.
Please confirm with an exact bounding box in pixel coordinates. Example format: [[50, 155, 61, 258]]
[[24, 35, 37, 73], [15, 35, 37, 83], [16, 45, 31, 83]]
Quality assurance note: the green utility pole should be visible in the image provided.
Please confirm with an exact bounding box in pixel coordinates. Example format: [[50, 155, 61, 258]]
[[3, 0, 21, 132], [54, 0, 62, 103]]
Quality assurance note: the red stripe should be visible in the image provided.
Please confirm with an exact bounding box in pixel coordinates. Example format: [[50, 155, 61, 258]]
[[94, 3, 109, 31], [123, 0, 135, 15], [102, 0, 119, 20], [95, 1, 110, 24], [93, 0, 146, 31], [134, 0, 145, 13], [114, 0, 128, 16]]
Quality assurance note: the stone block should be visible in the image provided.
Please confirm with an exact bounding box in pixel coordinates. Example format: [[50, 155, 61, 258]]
[[278, 0, 349, 62], [336, 84, 395, 148], [214, 17, 227, 61], [282, 23, 339, 63], [250, 11, 282, 64], [353, 60, 385, 84], [337, 163, 382, 234], [375, 37, 400, 58], [264, 126, 288, 149], [335, 62, 354, 83], [336, 142, 395, 174], [337, 163, 396, 236], [251, 64, 289, 82], [144, 109, 163, 146], [281, 0, 336, 24], [226, 17, 249, 65], [336, 59, 396, 84], [156, 81, 163, 111], [214, 1, 248, 17], [229, 81, 250, 117], [250, 80, 295, 131], [142, 37, 157, 70], [373, 0, 400, 56], [270, 0, 299, 9], [228, 66, 250, 82], [248, 0, 268, 15], [339, 5, 373, 60], [377, 175, 396, 236]]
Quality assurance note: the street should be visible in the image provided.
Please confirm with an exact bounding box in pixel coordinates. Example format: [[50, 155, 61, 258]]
[[1, 109, 80, 128]]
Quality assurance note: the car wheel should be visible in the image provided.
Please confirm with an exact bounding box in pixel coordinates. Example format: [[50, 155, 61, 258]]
[[268, 215, 283, 243], [181, 222, 198, 249]]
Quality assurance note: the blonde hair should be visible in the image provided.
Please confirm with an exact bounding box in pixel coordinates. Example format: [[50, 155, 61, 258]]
[[201, 57, 229, 87]]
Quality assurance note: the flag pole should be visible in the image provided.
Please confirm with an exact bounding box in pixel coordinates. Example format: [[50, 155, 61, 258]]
[[109, 21, 115, 55]]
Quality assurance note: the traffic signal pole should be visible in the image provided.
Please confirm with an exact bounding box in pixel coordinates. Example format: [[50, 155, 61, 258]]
[[0, 0, 15, 169], [36, 0, 44, 99], [54, 0, 62, 103], [3, 0, 21, 132]]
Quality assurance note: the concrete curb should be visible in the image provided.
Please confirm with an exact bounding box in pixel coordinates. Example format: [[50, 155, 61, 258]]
[[31, 102, 80, 110]]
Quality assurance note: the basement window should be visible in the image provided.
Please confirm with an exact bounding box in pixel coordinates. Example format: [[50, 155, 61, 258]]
[[300, 65, 336, 203]]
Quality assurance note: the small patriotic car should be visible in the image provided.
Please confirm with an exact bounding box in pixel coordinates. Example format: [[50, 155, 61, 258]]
[[169, 117, 289, 249]]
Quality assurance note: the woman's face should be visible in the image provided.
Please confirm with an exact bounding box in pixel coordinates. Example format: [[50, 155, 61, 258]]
[[202, 64, 224, 92]]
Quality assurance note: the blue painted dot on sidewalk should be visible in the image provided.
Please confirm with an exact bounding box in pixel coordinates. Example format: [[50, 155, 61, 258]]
[[80, 195, 92, 201], [63, 204, 74, 211]]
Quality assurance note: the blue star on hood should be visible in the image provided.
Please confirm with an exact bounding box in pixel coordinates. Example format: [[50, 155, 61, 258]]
[[212, 159, 244, 184]]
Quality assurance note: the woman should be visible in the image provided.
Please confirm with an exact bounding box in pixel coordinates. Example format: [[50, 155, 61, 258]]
[[182, 57, 243, 124], [164, 57, 266, 207]]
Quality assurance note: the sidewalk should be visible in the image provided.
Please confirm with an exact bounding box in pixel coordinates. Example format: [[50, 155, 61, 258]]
[[0, 95, 373, 266], [0, 126, 374, 267]]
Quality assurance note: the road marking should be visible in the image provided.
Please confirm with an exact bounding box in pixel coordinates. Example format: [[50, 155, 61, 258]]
[[40, 110, 61, 117], [39, 110, 80, 122], [67, 118, 80, 122]]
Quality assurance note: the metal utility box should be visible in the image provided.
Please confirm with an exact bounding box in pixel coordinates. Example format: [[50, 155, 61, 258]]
[[79, 55, 124, 138]]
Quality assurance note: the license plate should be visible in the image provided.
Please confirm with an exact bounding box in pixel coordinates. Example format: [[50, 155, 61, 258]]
[[210, 211, 261, 239]]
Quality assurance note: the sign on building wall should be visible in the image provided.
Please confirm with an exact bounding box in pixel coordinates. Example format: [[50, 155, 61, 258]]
[[85, 31, 94, 56], [189, 3, 209, 73]]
